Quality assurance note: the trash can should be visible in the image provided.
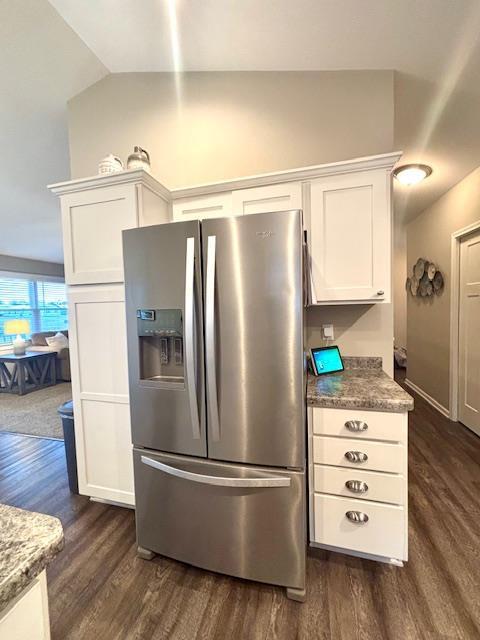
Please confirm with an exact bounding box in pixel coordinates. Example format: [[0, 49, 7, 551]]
[[58, 400, 79, 494]]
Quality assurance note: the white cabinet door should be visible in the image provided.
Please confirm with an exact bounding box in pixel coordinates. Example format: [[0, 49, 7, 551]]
[[68, 284, 134, 506], [231, 182, 302, 216], [0, 571, 51, 640], [172, 192, 233, 221], [309, 169, 391, 303], [61, 184, 138, 285]]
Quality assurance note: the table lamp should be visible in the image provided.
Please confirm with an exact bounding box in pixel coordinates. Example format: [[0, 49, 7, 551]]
[[3, 319, 30, 355]]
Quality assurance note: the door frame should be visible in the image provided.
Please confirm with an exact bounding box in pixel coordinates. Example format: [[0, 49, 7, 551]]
[[449, 219, 480, 422]]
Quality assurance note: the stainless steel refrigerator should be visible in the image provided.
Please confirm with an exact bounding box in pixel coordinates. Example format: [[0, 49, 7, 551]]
[[123, 210, 306, 600]]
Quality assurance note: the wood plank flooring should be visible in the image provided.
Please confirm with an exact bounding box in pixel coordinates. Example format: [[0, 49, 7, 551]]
[[1, 384, 479, 639]]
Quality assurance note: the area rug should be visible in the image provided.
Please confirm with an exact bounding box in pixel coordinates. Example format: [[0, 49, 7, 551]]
[[0, 383, 72, 439]]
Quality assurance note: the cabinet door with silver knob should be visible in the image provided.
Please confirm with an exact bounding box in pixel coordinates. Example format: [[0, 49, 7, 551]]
[[345, 510, 369, 524], [344, 450, 368, 463], [345, 480, 369, 494], [344, 420, 368, 433]]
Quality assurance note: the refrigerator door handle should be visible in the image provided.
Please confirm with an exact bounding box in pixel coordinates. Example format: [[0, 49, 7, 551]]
[[141, 456, 291, 487], [185, 236, 201, 440], [205, 235, 220, 441]]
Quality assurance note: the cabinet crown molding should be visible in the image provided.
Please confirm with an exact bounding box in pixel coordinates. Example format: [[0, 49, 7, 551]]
[[48, 169, 171, 201], [48, 151, 402, 202]]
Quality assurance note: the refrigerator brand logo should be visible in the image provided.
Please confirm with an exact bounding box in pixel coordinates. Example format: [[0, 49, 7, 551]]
[[255, 230, 275, 239]]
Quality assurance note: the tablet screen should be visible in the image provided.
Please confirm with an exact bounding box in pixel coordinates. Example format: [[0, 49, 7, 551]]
[[311, 346, 344, 376]]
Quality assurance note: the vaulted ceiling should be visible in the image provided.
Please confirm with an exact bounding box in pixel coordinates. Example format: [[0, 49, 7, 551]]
[[2, 0, 480, 262]]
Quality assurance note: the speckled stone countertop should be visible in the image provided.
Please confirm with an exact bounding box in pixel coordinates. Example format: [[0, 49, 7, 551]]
[[0, 504, 64, 611], [307, 356, 414, 413]]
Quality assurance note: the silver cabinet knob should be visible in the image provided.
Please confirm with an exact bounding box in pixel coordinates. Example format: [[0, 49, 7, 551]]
[[346, 510, 369, 524], [376, 290, 384, 296], [345, 420, 368, 432], [345, 480, 369, 493], [344, 450, 368, 463]]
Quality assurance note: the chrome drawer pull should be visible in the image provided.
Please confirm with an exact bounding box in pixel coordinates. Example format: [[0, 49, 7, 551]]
[[345, 420, 368, 432], [345, 480, 369, 493], [344, 450, 368, 463], [346, 510, 369, 524]]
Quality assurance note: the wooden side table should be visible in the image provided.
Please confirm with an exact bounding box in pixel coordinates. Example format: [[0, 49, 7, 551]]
[[0, 352, 57, 395]]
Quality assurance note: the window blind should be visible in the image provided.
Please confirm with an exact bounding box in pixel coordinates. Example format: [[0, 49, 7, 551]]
[[0, 277, 67, 345]]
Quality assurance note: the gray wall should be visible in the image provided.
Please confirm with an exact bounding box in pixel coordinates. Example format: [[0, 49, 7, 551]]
[[407, 164, 480, 410], [0, 254, 64, 278], [68, 70, 396, 373]]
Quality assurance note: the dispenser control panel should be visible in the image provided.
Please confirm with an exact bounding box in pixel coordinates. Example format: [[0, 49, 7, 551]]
[[136, 309, 183, 337]]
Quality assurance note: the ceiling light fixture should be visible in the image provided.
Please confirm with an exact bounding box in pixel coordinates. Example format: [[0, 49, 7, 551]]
[[393, 164, 433, 186]]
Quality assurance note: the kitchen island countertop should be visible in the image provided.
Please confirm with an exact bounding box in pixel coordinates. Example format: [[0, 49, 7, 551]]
[[0, 503, 64, 611], [307, 357, 414, 413]]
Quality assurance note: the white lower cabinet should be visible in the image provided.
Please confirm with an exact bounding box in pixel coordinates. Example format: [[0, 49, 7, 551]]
[[309, 406, 408, 564], [0, 571, 51, 640], [313, 495, 406, 560], [68, 284, 134, 506]]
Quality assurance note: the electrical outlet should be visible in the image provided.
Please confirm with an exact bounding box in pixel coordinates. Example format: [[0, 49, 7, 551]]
[[322, 324, 334, 340]]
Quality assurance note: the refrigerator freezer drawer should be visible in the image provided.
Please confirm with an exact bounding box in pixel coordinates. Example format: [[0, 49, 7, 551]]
[[133, 448, 306, 590]]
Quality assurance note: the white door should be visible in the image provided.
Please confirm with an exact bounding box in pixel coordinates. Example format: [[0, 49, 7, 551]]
[[61, 184, 138, 285], [459, 231, 480, 436], [309, 169, 390, 303], [68, 284, 134, 505], [231, 182, 302, 216], [172, 192, 233, 221]]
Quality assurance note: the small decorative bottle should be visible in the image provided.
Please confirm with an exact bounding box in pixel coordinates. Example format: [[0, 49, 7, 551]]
[[127, 146, 151, 173]]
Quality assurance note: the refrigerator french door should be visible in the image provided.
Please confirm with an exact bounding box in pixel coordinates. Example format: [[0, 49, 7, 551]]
[[123, 210, 306, 597]]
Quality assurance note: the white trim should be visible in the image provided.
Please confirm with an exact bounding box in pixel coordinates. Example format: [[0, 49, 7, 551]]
[[404, 378, 450, 418], [48, 168, 171, 201], [171, 151, 402, 199], [48, 152, 402, 202], [0, 270, 64, 283], [449, 219, 480, 422], [309, 542, 403, 566]]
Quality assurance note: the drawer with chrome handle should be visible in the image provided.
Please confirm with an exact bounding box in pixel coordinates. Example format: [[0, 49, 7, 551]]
[[345, 479, 368, 493], [312, 494, 407, 560], [345, 510, 369, 524], [313, 435, 404, 473], [312, 407, 408, 444], [345, 420, 368, 433], [344, 450, 368, 463], [313, 465, 405, 505]]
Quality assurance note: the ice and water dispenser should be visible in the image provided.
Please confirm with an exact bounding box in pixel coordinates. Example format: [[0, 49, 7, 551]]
[[137, 309, 184, 386]]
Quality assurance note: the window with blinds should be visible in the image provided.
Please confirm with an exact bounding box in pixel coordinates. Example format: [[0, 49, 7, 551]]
[[0, 277, 67, 345]]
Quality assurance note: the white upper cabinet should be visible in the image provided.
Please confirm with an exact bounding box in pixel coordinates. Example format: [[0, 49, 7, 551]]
[[309, 168, 391, 304], [172, 192, 233, 221], [231, 182, 302, 216], [49, 171, 170, 285]]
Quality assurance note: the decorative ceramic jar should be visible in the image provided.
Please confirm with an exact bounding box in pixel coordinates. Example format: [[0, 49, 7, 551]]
[[127, 146, 151, 173], [98, 154, 124, 174]]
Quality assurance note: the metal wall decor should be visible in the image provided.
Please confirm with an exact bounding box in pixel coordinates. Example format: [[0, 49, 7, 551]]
[[406, 258, 444, 298]]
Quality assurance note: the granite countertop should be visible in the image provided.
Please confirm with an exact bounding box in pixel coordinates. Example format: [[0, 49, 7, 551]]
[[0, 504, 64, 611], [307, 357, 414, 413]]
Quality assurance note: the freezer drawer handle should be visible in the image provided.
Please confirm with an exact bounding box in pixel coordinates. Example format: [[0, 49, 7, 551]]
[[141, 456, 291, 487], [205, 235, 220, 441], [185, 236, 201, 440]]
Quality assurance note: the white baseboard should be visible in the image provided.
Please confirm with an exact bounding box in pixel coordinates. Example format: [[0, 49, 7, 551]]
[[404, 378, 450, 419]]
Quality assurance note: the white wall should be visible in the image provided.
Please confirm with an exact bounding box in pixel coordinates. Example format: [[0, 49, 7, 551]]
[[407, 164, 480, 410], [68, 71, 396, 374]]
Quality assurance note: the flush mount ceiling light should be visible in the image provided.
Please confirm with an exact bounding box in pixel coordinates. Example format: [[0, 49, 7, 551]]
[[393, 164, 432, 186]]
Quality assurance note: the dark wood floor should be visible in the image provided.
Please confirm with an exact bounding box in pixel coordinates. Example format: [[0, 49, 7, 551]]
[[1, 383, 480, 639]]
